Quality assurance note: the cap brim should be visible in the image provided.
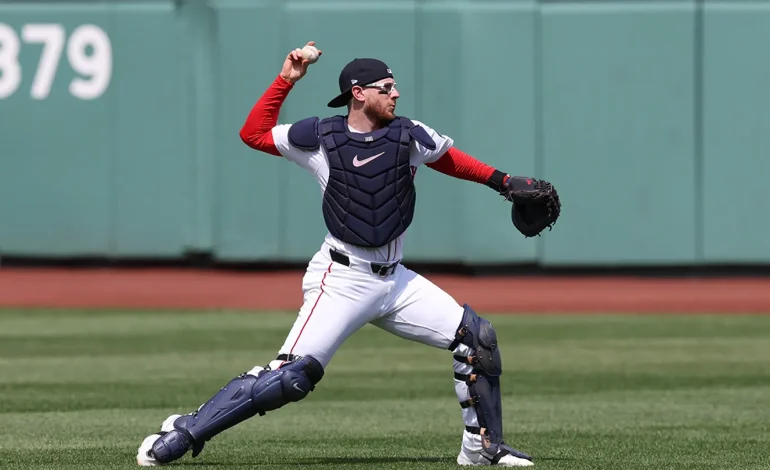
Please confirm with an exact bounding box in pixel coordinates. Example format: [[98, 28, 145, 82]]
[[327, 91, 351, 108]]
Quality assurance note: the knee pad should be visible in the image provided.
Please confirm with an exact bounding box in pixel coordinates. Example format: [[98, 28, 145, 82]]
[[252, 354, 325, 413], [449, 304, 502, 376]]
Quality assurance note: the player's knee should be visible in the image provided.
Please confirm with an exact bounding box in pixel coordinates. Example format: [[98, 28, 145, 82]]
[[475, 316, 502, 376], [250, 355, 325, 413], [278, 355, 324, 401], [280, 354, 325, 387], [451, 304, 502, 377], [279, 369, 313, 402]]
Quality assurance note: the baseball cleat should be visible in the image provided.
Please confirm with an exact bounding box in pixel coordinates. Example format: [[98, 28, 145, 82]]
[[136, 414, 182, 466], [457, 449, 534, 467], [137, 433, 164, 466]]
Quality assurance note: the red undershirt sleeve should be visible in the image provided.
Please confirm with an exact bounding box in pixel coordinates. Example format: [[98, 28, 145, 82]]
[[425, 147, 499, 184], [238, 75, 294, 157]]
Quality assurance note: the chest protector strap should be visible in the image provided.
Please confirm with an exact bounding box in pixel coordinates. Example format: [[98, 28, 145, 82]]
[[288, 116, 437, 151]]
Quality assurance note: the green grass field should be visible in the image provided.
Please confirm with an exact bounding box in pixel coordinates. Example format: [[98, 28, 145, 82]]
[[2, 309, 769, 469]]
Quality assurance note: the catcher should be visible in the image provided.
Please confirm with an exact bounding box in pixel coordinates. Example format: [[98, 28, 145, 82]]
[[137, 43, 560, 468]]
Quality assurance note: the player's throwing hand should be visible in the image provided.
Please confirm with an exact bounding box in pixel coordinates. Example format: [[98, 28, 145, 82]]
[[280, 41, 322, 84]]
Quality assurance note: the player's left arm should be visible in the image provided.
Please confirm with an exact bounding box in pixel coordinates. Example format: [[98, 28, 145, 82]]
[[410, 121, 510, 192], [417, 123, 561, 237], [425, 146, 510, 193]]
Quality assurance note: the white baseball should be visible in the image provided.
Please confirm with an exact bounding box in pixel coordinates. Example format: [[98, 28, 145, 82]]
[[301, 45, 319, 63]]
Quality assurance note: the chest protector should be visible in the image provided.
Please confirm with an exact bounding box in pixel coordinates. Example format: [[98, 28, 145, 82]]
[[288, 115, 436, 248]]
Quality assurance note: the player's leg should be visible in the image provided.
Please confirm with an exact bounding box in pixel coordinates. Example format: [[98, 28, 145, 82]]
[[137, 249, 387, 466], [370, 266, 533, 467], [450, 304, 533, 467], [139, 353, 325, 466]]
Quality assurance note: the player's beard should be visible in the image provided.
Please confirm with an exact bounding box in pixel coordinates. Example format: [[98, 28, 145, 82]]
[[364, 99, 396, 126]]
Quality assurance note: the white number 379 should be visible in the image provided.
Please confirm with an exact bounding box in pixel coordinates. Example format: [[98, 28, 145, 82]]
[[0, 23, 112, 100]]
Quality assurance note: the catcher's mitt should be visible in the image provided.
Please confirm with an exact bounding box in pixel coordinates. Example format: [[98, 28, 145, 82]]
[[500, 176, 561, 237]]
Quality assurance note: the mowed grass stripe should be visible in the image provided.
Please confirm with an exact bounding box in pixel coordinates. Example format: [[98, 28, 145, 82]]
[[1, 309, 769, 469], [0, 309, 296, 338], [4, 372, 770, 413], [3, 386, 769, 444], [2, 339, 769, 382], [3, 310, 770, 340], [3, 311, 770, 358]]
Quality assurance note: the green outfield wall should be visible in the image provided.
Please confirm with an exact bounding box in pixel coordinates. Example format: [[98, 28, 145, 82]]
[[1, 0, 768, 266]]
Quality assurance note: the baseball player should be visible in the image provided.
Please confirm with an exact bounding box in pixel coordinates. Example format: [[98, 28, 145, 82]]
[[136, 41, 559, 467]]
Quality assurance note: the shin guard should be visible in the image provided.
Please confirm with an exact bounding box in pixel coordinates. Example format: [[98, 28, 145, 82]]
[[450, 304, 532, 464], [150, 355, 324, 464]]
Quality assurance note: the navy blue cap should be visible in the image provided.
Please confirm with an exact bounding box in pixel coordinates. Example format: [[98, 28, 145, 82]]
[[327, 58, 394, 108]]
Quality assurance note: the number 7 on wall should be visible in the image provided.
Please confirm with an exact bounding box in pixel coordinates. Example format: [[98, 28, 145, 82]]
[[21, 24, 65, 100], [0, 23, 112, 100]]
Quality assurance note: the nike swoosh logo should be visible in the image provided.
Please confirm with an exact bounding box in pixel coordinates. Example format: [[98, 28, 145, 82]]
[[293, 384, 305, 393], [352, 151, 386, 167]]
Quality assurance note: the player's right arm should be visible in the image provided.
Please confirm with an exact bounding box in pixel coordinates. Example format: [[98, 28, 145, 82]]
[[239, 42, 322, 157]]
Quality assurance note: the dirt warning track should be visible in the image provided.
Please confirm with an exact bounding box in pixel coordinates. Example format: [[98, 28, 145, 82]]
[[1, 267, 769, 313]]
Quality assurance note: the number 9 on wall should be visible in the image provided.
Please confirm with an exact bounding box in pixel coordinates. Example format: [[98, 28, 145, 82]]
[[0, 23, 112, 100]]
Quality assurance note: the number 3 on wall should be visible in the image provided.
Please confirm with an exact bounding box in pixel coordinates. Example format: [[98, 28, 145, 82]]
[[0, 23, 112, 100]]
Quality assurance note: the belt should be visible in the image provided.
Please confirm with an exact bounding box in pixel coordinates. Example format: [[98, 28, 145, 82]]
[[329, 249, 400, 277]]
